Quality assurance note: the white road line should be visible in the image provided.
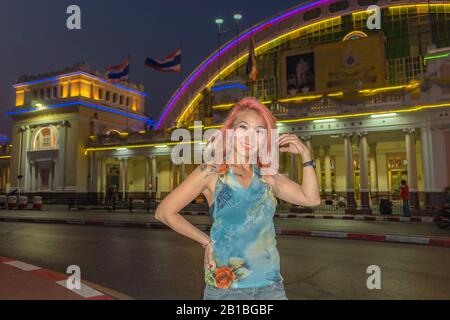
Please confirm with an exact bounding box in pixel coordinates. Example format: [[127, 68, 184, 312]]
[[56, 280, 104, 298], [5, 260, 42, 271]]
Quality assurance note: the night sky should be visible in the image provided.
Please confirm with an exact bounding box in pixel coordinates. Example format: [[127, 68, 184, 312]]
[[0, 0, 305, 137]]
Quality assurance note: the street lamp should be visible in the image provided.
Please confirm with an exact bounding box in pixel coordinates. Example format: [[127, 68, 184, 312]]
[[215, 17, 224, 79], [233, 13, 243, 76]]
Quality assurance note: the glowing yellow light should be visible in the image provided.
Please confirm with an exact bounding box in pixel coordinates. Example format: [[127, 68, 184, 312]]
[[179, 93, 204, 123], [342, 31, 368, 41], [211, 100, 272, 110], [212, 103, 234, 110], [388, 3, 450, 11], [278, 103, 450, 124], [15, 90, 25, 107], [358, 83, 419, 94], [279, 94, 323, 103], [327, 92, 344, 97], [84, 140, 206, 154]]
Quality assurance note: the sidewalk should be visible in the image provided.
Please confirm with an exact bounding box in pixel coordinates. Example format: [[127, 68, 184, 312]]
[[0, 256, 114, 300], [0, 209, 449, 248]]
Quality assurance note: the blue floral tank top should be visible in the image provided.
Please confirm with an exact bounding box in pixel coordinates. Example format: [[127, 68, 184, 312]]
[[204, 164, 284, 289]]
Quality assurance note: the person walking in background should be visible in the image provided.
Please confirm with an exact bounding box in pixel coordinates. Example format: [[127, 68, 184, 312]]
[[400, 180, 410, 217]]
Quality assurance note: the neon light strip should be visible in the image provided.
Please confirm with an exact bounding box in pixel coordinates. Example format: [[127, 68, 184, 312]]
[[85, 140, 207, 154], [6, 101, 154, 125], [211, 84, 248, 91], [169, 3, 447, 128], [424, 53, 450, 61], [201, 102, 450, 129], [85, 102, 450, 152], [14, 71, 148, 97], [155, 0, 334, 129], [0, 156, 11, 159], [279, 94, 324, 103]]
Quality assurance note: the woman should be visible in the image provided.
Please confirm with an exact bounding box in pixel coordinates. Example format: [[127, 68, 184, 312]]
[[155, 97, 321, 300]]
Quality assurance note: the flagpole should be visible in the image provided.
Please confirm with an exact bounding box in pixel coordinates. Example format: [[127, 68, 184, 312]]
[[126, 53, 130, 133], [179, 41, 183, 88]]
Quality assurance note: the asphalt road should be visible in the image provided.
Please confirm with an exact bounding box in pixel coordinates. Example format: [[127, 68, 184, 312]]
[[0, 221, 449, 299]]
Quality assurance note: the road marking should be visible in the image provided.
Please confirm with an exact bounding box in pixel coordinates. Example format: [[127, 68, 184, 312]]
[[385, 235, 430, 245], [5, 260, 42, 271]]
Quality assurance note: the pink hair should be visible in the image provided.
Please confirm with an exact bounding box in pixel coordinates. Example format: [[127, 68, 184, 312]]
[[206, 97, 277, 176]]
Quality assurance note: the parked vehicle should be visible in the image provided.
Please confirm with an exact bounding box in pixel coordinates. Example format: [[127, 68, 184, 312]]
[[434, 187, 450, 229]]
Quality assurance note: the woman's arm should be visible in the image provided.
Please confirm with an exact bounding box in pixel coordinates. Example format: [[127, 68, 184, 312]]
[[155, 164, 217, 247], [262, 134, 321, 207]]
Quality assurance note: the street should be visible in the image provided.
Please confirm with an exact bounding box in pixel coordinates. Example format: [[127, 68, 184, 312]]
[[1, 221, 449, 299]]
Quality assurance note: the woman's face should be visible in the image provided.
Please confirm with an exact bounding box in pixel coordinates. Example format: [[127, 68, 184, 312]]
[[231, 110, 267, 162]]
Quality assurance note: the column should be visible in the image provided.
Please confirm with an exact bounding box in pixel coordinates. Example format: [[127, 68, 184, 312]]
[[171, 163, 178, 190], [343, 133, 357, 212], [89, 152, 97, 193], [36, 164, 41, 192], [323, 145, 332, 193], [124, 158, 129, 197], [300, 135, 312, 183], [181, 163, 187, 182], [358, 131, 372, 213], [49, 164, 53, 191], [404, 128, 419, 209], [313, 146, 322, 192], [369, 143, 378, 193], [145, 156, 150, 194], [420, 125, 434, 210], [151, 155, 157, 199], [291, 153, 299, 184], [99, 158, 105, 196], [57, 121, 69, 190], [119, 158, 129, 198]]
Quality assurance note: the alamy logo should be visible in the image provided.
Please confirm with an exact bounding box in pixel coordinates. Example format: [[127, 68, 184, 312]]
[[66, 5, 81, 30], [66, 265, 81, 290], [366, 5, 381, 30], [366, 265, 381, 290]]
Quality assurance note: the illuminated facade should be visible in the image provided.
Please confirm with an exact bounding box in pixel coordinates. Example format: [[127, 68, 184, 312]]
[[2, 1, 450, 214], [6, 63, 150, 195]]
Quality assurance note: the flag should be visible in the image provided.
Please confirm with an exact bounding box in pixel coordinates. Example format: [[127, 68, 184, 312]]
[[246, 34, 258, 81], [144, 48, 181, 73], [106, 57, 130, 83]]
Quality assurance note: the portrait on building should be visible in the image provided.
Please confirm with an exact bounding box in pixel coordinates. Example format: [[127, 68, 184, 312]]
[[281, 51, 316, 97]]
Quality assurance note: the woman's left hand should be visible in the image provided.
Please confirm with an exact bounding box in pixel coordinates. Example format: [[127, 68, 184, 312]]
[[277, 133, 311, 160]]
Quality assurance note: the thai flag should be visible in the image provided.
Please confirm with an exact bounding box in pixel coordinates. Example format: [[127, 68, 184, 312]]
[[106, 57, 130, 83], [144, 48, 181, 73]]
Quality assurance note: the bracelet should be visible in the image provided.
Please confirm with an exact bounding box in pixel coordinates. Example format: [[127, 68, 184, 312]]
[[202, 239, 212, 249]]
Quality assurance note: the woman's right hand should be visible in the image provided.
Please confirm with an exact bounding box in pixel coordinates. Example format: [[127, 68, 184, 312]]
[[204, 241, 215, 270]]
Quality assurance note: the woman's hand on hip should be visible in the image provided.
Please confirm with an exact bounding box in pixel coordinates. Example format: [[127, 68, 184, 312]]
[[204, 241, 215, 270]]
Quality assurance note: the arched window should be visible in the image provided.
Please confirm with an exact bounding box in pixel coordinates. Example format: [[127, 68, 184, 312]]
[[34, 127, 57, 150], [106, 129, 121, 135]]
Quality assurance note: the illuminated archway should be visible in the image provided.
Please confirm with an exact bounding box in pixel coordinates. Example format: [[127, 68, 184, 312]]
[[156, 1, 449, 130]]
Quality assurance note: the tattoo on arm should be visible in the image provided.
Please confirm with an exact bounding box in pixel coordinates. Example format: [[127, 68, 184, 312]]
[[199, 163, 220, 176]]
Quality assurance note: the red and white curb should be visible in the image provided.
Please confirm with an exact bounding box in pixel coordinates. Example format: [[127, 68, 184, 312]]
[[0, 256, 114, 300], [0, 216, 449, 248], [180, 211, 435, 223], [276, 230, 450, 248]]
